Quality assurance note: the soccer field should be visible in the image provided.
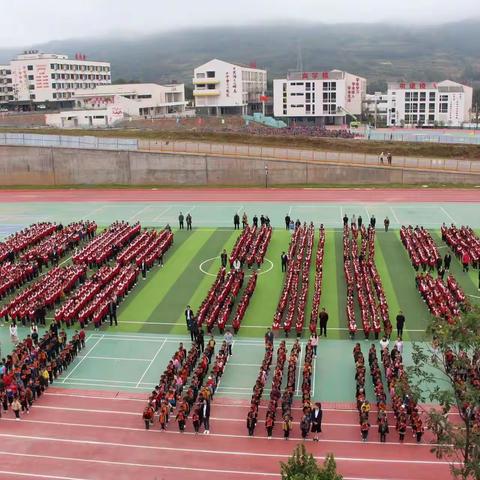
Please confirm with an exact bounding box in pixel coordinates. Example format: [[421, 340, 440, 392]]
[[109, 227, 477, 340]]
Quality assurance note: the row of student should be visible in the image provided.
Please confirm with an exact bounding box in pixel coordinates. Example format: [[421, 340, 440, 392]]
[[1, 324, 85, 420]]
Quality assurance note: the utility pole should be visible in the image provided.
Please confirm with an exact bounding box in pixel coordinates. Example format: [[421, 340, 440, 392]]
[[264, 164, 268, 189]]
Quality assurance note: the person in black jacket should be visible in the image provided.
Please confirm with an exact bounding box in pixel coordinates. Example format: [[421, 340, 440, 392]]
[[319, 308, 329, 337], [281, 252, 288, 272], [197, 329, 205, 353], [185, 306, 194, 341], [109, 297, 117, 326], [310, 402, 323, 441], [200, 397, 211, 434], [220, 249, 228, 268], [396, 311, 405, 337], [285, 214, 291, 230], [444, 253, 452, 271], [233, 213, 240, 230]]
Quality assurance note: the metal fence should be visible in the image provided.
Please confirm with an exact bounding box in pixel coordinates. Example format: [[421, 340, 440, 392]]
[[139, 139, 480, 175], [363, 130, 480, 145], [0, 132, 138, 151]]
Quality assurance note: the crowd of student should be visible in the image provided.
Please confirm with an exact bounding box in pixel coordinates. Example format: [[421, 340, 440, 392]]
[[20, 221, 96, 267], [0, 324, 85, 420], [196, 268, 245, 333], [309, 226, 325, 333], [444, 348, 480, 432], [143, 337, 231, 435], [72, 222, 141, 267], [416, 273, 467, 320], [0, 265, 87, 325], [231, 272, 258, 333], [343, 223, 392, 339], [243, 125, 356, 139], [229, 224, 272, 269], [0, 222, 57, 263], [441, 224, 480, 269], [117, 229, 173, 269], [0, 260, 39, 300], [381, 344, 424, 443], [247, 337, 274, 436], [272, 224, 314, 336], [400, 226, 441, 271]]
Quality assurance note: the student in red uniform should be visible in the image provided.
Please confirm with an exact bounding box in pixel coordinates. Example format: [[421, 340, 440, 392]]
[[192, 408, 200, 434], [176, 409, 186, 432], [398, 418, 407, 442], [361, 420, 370, 441], [143, 403, 154, 430], [265, 412, 274, 439], [247, 409, 257, 436]]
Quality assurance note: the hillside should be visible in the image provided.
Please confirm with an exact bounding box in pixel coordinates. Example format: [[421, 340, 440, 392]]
[[1, 20, 480, 92]]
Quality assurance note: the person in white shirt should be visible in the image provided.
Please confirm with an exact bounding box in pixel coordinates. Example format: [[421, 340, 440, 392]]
[[233, 259, 241, 271], [379, 336, 389, 351], [395, 336, 404, 354], [310, 333, 319, 357], [224, 330, 233, 356], [10, 322, 18, 344]]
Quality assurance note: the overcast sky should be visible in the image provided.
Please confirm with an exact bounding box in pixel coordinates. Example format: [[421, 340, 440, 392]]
[[2, 0, 479, 48]]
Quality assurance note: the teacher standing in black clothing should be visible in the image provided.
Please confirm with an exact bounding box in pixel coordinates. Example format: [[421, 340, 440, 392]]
[[396, 311, 405, 337]]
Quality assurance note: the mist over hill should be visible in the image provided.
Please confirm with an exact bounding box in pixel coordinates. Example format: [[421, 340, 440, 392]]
[[1, 20, 480, 93]]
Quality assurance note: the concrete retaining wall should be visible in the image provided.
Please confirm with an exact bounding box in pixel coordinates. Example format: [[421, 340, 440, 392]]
[[1, 145, 480, 186]]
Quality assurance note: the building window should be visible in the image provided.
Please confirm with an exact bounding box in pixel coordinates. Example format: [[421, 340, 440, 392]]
[[206, 71, 215, 78], [429, 103, 435, 112], [27, 65, 33, 71], [440, 103, 448, 113], [428, 114, 435, 122], [429, 92, 436, 101], [28, 75, 34, 81], [30, 94, 35, 100]]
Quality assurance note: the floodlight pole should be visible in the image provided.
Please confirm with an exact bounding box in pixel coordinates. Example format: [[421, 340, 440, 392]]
[[264, 164, 268, 189]]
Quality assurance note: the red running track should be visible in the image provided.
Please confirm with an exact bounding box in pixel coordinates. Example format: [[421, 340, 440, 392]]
[[0, 187, 479, 203], [0, 387, 453, 480]]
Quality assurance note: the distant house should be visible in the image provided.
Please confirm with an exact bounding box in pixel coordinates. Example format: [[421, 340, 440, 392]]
[[193, 59, 267, 116]]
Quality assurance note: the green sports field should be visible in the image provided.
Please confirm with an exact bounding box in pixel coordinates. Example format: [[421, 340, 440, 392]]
[[1, 197, 479, 402], [109, 227, 479, 341]]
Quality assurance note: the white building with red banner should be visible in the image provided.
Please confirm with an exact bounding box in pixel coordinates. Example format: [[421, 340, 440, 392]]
[[193, 59, 267, 115], [386, 80, 473, 127], [45, 83, 187, 128], [273, 70, 367, 125], [2, 50, 111, 110]]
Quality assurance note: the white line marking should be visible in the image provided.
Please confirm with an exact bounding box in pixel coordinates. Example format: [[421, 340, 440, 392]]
[[62, 335, 104, 383], [295, 342, 303, 396], [135, 338, 167, 387], [389, 206, 400, 225], [312, 354, 316, 397], [77, 356, 151, 362], [0, 450, 278, 478], [1, 417, 442, 448], [81, 206, 105, 220], [439, 206, 455, 223], [0, 434, 454, 465], [0, 471, 88, 480], [152, 205, 173, 222], [128, 205, 152, 221], [185, 205, 197, 216]]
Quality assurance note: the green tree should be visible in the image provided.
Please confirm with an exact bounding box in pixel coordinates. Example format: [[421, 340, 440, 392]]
[[402, 307, 480, 480], [280, 444, 343, 480]]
